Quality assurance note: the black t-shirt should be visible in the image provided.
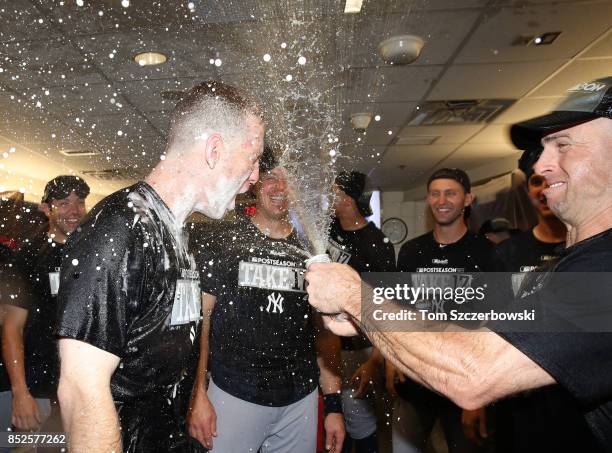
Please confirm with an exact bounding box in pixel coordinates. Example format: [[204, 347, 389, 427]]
[[9, 233, 65, 398], [328, 220, 396, 273], [494, 228, 612, 450], [329, 220, 395, 350], [0, 244, 27, 392], [395, 230, 495, 402], [497, 229, 564, 273], [494, 229, 598, 452], [194, 218, 318, 407], [57, 182, 201, 404]]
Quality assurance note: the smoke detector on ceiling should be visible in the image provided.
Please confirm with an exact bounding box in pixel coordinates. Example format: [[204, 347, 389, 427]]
[[378, 35, 424, 65], [350, 113, 373, 132]]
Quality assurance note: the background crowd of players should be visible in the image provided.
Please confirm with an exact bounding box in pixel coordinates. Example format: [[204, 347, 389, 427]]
[[0, 78, 606, 453]]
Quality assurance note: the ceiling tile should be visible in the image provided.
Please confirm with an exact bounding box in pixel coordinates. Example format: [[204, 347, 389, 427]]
[[455, 1, 612, 64], [397, 124, 484, 145], [529, 57, 612, 97], [428, 60, 565, 100], [492, 96, 562, 124], [345, 65, 443, 103]]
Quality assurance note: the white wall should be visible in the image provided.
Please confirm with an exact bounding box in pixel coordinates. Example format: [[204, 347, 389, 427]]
[[381, 191, 430, 256]]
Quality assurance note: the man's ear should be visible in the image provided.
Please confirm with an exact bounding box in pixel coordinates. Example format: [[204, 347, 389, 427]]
[[39, 202, 51, 218], [464, 192, 474, 207], [204, 133, 223, 170]]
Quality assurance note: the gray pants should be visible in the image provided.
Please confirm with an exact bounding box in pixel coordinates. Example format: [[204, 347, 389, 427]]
[[340, 347, 378, 440], [207, 380, 318, 453]]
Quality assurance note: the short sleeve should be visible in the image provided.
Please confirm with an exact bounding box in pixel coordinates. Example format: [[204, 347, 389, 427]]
[[495, 246, 612, 406], [192, 229, 224, 296], [56, 204, 139, 358], [497, 331, 612, 407]]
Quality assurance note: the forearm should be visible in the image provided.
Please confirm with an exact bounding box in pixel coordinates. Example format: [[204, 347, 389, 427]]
[[58, 379, 122, 453], [2, 323, 28, 394], [194, 294, 215, 394], [193, 333, 210, 394], [347, 298, 554, 409], [316, 329, 342, 394]]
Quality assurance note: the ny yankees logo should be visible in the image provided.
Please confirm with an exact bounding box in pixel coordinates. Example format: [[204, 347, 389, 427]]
[[266, 292, 284, 313]]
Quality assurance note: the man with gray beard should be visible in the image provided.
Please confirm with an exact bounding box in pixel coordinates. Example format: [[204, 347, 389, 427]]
[[306, 77, 612, 451]]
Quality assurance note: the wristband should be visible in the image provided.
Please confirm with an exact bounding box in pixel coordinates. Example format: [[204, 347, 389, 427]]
[[323, 393, 343, 415]]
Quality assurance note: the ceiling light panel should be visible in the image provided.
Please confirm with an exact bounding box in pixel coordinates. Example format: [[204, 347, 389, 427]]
[[344, 0, 363, 14]]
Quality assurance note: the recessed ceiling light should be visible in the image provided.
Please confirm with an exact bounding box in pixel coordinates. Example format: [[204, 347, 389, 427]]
[[532, 32, 561, 46], [133, 51, 167, 66], [344, 0, 363, 13]]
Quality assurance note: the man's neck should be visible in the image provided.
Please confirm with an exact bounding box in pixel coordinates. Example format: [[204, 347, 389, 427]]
[[433, 220, 467, 245], [569, 204, 612, 245], [47, 226, 67, 244], [145, 168, 191, 226], [251, 213, 293, 239], [336, 207, 368, 232], [532, 216, 566, 244]]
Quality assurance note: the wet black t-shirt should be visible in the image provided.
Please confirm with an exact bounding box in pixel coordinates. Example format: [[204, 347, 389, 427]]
[[57, 182, 201, 403], [497, 229, 564, 273], [329, 220, 395, 350], [10, 233, 65, 398], [494, 229, 598, 452], [194, 218, 318, 407], [395, 230, 495, 402], [328, 220, 396, 273], [493, 228, 612, 451]]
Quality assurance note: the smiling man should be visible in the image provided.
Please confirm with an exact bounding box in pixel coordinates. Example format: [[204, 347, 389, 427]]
[[304, 76, 612, 451], [393, 168, 495, 453], [188, 147, 345, 453], [1, 176, 89, 438], [55, 81, 264, 453]]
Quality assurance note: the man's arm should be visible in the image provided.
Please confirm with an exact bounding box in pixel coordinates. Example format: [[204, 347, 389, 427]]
[[58, 338, 121, 453], [2, 305, 41, 430], [306, 263, 555, 410], [314, 315, 345, 453], [187, 293, 217, 450]]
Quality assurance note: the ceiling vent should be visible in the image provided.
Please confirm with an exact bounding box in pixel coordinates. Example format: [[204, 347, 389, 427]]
[[407, 99, 514, 126], [59, 149, 100, 157], [394, 135, 440, 146], [82, 168, 135, 181]]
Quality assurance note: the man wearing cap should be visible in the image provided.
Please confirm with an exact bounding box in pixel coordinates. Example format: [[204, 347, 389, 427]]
[[490, 155, 600, 453], [55, 81, 264, 453], [391, 168, 495, 453], [305, 77, 612, 450], [1, 176, 89, 437], [329, 171, 395, 453], [187, 147, 345, 453]]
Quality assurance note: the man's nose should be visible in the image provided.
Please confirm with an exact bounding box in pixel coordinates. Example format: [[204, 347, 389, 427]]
[[249, 164, 260, 185], [533, 145, 556, 177]]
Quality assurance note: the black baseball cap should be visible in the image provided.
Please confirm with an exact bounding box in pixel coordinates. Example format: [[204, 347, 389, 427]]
[[42, 176, 90, 204], [479, 217, 511, 235], [510, 77, 612, 162], [259, 144, 280, 174], [335, 171, 372, 216], [427, 168, 471, 193]]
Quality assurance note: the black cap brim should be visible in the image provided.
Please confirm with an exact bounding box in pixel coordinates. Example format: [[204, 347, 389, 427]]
[[510, 110, 599, 151]]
